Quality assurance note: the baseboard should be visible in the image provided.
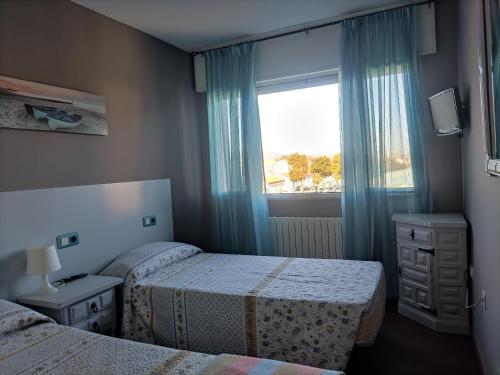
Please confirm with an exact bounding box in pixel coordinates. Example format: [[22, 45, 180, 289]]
[[398, 302, 469, 335], [471, 333, 486, 375]]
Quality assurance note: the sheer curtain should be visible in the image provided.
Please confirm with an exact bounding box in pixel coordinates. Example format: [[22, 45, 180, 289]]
[[204, 43, 271, 255], [340, 6, 432, 297]]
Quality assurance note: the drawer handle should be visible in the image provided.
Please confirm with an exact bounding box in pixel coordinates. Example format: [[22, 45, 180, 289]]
[[92, 321, 99, 332], [410, 229, 415, 241], [90, 302, 98, 313]]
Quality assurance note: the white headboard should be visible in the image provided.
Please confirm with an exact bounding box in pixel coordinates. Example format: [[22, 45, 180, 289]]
[[0, 179, 173, 300]]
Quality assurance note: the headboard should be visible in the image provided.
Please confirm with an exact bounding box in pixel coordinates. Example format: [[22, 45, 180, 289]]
[[0, 179, 173, 300]]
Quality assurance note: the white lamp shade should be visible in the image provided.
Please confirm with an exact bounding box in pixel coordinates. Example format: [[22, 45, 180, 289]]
[[26, 245, 61, 275]]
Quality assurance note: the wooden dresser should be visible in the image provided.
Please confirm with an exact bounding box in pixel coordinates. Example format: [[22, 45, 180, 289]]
[[392, 213, 469, 335]]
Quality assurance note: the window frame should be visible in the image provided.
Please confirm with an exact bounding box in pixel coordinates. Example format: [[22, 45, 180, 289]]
[[257, 69, 339, 94], [266, 191, 341, 200], [256, 70, 341, 199], [257, 70, 418, 200]]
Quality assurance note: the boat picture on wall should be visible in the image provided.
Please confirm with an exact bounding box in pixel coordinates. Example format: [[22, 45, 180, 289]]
[[0, 76, 107, 136]]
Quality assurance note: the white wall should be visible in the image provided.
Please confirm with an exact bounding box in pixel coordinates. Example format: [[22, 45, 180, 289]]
[[255, 24, 341, 82], [254, 3, 435, 83], [458, 1, 500, 373]]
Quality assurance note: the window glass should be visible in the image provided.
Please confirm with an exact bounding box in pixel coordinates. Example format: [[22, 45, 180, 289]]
[[257, 72, 414, 194], [258, 81, 341, 193]]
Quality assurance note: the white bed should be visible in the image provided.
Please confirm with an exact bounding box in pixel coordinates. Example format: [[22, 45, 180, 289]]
[[0, 299, 342, 375], [101, 242, 386, 370]]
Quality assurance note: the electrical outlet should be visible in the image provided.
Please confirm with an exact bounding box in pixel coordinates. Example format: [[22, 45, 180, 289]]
[[481, 290, 487, 311], [142, 215, 157, 227], [56, 232, 79, 249]]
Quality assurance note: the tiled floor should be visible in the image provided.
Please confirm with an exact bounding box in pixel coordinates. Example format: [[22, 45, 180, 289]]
[[346, 302, 482, 375]]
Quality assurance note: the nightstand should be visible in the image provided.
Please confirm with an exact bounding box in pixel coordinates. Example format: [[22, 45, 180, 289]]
[[393, 213, 469, 335], [18, 275, 123, 335]]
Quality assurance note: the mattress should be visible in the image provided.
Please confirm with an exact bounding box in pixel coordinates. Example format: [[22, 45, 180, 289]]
[[0, 299, 342, 375], [356, 268, 386, 345], [101, 242, 386, 371]]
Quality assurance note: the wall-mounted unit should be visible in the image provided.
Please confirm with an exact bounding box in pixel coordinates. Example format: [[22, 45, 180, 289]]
[[416, 2, 437, 56], [194, 53, 206, 93], [428, 88, 463, 136]]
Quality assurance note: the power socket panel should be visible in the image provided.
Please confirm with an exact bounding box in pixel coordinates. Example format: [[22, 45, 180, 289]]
[[56, 232, 79, 249], [143, 215, 157, 227]]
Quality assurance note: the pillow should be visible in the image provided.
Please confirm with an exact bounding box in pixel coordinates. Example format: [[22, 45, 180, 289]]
[[100, 241, 202, 280]]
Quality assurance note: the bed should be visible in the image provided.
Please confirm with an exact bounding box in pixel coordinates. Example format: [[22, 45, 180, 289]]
[[101, 242, 386, 371], [0, 299, 342, 374]]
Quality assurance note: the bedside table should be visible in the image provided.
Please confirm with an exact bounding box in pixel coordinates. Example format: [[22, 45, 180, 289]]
[[18, 275, 123, 335]]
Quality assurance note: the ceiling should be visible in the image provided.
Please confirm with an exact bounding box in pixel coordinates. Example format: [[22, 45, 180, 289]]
[[71, 0, 411, 52]]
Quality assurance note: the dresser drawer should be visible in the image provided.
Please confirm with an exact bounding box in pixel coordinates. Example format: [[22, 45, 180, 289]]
[[397, 224, 433, 247], [439, 285, 462, 299], [86, 297, 100, 315], [100, 290, 113, 308], [70, 302, 88, 323], [437, 249, 462, 265], [435, 231, 461, 246], [87, 309, 113, 334], [69, 289, 115, 324], [398, 244, 432, 272], [398, 244, 415, 266], [400, 281, 416, 305], [401, 265, 431, 287], [439, 301, 465, 319], [400, 279, 433, 310], [416, 288, 433, 309], [72, 309, 113, 334], [71, 319, 89, 331], [438, 266, 463, 283]]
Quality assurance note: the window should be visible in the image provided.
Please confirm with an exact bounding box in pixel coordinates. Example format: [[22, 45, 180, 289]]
[[257, 75, 341, 194], [257, 71, 414, 195]]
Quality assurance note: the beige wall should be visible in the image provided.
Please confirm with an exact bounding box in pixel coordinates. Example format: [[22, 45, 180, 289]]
[[419, 0, 462, 213], [0, 0, 210, 248], [458, 1, 500, 373]]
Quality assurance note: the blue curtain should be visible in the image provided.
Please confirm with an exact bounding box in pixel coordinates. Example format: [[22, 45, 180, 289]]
[[340, 6, 432, 297], [204, 43, 272, 255]]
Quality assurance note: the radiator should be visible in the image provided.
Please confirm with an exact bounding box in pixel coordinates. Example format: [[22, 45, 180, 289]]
[[269, 217, 344, 259]]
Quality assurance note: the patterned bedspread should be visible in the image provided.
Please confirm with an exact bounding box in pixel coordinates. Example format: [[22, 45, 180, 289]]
[[101, 242, 385, 370], [0, 299, 342, 374]]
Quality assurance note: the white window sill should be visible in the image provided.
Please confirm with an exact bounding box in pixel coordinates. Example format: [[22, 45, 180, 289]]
[[266, 192, 341, 200], [266, 188, 414, 200]]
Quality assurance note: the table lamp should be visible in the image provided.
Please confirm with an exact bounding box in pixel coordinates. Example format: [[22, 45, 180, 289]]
[[26, 245, 61, 295]]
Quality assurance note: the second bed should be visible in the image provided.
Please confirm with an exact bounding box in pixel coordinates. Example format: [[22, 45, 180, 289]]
[[101, 242, 386, 371]]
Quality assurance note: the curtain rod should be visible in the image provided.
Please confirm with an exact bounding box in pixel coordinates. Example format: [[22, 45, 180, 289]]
[[193, 0, 433, 55]]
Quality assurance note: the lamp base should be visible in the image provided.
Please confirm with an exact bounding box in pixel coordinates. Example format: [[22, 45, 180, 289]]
[[35, 274, 58, 296]]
